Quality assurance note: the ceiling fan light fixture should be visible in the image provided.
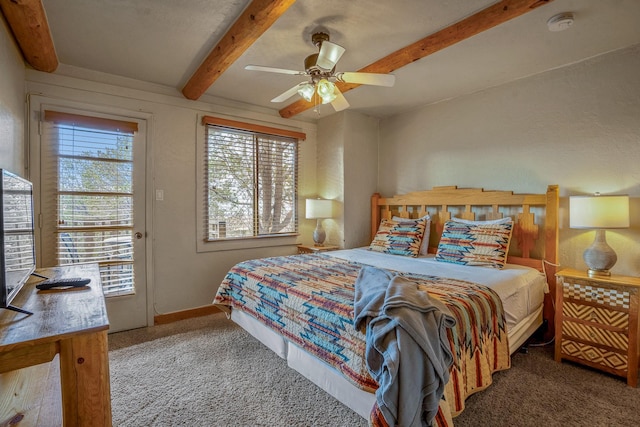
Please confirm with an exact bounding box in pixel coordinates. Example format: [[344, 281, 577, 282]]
[[317, 79, 337, 104], [297, 84, 315, 102], [246, 30, 394, 113], [321, 93, 337, 104]]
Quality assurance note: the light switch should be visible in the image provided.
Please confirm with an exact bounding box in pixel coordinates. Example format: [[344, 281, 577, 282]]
[[155, 189, 164, 201]]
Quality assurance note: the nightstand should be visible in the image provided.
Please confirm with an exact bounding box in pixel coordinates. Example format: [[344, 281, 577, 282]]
[[555, 268, 640, 386], [297, 244, 340, 254]]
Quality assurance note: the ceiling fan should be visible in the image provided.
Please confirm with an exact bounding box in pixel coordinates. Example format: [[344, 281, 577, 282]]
[[245, 32, 396, 112]]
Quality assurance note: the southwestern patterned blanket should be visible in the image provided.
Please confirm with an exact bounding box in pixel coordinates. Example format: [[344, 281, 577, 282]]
[[213, 253, 510, 426]]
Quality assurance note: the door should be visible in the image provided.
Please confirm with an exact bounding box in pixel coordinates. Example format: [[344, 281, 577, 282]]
[[38, 106, 148, 332]]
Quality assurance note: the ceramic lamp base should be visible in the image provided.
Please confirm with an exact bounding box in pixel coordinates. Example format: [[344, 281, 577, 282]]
[[584, 229, 617, 277], [313, 219, 326, 246]]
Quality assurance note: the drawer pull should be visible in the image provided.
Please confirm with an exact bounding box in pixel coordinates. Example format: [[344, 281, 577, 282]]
[[589, 332, 596, 339], [591, 292, 598, 298], [590, 312, 596, 319]]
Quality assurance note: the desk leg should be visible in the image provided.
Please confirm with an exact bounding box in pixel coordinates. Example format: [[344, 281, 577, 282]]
[[59, 331, 112, 426]]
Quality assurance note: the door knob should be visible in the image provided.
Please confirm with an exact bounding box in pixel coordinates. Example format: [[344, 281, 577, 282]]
[[135, 232, 143, 239]]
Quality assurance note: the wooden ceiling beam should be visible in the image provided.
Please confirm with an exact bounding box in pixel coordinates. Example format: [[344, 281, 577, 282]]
[[182, 0, 297, 100], [0, 0, 58, 72], [279, 0, 553, 118]]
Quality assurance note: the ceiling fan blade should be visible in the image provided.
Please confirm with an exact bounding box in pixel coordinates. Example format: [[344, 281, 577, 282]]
[[245, 65, 305, 75], [271, 83, 306, 103], [330, 87, 350, 112], [337, 72, 396, 87], [316, 41, 346, 71]]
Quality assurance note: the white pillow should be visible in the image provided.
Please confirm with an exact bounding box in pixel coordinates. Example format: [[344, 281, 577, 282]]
[[392, 214, 431, 256], [451, 216, 512, 225]]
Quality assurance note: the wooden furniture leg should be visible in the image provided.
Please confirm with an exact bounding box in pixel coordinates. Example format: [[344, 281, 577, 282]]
[[59, 331, 112, 426]]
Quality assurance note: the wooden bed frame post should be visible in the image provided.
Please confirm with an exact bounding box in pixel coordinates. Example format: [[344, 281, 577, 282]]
[[543, 184, 560, 340], [371, 192, 381, 240]]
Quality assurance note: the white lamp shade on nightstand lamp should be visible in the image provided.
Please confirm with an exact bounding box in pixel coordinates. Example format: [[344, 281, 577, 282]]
[[306, 199, 333, 246], [570, 194, 629, 277]]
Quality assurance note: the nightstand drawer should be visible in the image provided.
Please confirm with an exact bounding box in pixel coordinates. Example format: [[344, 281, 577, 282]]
[[561, 339, 628, 371], [562, 281, 631, 310], [562, 300, 629, 329], [562, 320, 628, 350]]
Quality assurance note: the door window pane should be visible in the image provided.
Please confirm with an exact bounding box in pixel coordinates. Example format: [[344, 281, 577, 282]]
[[43, 119, 136, 296]]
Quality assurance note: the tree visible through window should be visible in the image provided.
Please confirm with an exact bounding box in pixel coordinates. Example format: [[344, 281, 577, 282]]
[[205, 125, 298, 241], [41, 111, 138, 296]]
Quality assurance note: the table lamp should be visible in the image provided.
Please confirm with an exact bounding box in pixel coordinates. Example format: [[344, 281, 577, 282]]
[[306, 199, 333, 246], [569, 194, 629, 277]]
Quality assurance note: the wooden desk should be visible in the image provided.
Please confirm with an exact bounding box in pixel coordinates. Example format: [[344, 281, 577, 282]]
[[0, 264, 111, 426]]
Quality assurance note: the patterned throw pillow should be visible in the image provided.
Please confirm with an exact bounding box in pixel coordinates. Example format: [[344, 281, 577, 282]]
[[393, 215, 431, 256], [435, 219, 514, 269], [369, 218, 427, 257]]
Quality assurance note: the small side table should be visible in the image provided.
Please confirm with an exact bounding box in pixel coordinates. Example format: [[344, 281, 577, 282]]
[[298, 244, 340, 254], [555, 268, 640, 386]]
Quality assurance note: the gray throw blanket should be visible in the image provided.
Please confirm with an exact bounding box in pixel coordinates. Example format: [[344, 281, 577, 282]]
[[353, 267, 456, 427]]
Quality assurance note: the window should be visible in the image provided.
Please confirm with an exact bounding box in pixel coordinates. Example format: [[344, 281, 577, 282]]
[[40, 110, 138, 296], [202, 117, 302, 242]]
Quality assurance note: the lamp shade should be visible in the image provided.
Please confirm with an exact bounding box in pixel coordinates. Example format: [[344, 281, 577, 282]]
[[306, 199, 333, 219], [297, 83, 315, 102], [569, 195, 629, 229], [316, 79, 337, 104]]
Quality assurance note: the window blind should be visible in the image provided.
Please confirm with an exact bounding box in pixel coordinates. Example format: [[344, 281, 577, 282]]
[[203, 123, 299, 241], [41, 110, 137, 296], [201, 115, 305, 140]]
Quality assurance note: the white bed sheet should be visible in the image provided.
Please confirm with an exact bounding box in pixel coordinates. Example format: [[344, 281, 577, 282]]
[[327, 248, 547, 330]]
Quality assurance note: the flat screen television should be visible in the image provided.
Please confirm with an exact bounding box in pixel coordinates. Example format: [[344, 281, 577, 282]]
[[0, 169, 37, 314]]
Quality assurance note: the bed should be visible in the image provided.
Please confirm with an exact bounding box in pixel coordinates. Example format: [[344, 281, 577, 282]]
[[214, 185, 559, 426]]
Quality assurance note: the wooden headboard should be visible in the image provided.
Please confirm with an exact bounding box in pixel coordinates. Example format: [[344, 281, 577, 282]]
[[371, 185, 559, 337]]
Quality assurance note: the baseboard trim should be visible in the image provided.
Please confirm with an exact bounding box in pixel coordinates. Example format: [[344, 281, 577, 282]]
[[154, 305, 221, 325]]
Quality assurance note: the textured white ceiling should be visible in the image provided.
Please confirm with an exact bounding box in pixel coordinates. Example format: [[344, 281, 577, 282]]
[[41, 0, 640, 120]]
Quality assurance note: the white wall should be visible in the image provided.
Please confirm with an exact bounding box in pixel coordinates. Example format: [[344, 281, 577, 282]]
[[343, 111, 378, 248], [24, 70, 317, 317], [378, 44, 640, 277], [316, 111, 378, 248], [0, 19, 25, 174], [316, 112, 345, 246]]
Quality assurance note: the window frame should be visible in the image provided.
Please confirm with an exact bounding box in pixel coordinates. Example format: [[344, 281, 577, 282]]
[[196, 115, 304, 253]]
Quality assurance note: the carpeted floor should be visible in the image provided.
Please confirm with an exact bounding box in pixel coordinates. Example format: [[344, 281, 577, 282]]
[[109, 313, 640, 427]]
